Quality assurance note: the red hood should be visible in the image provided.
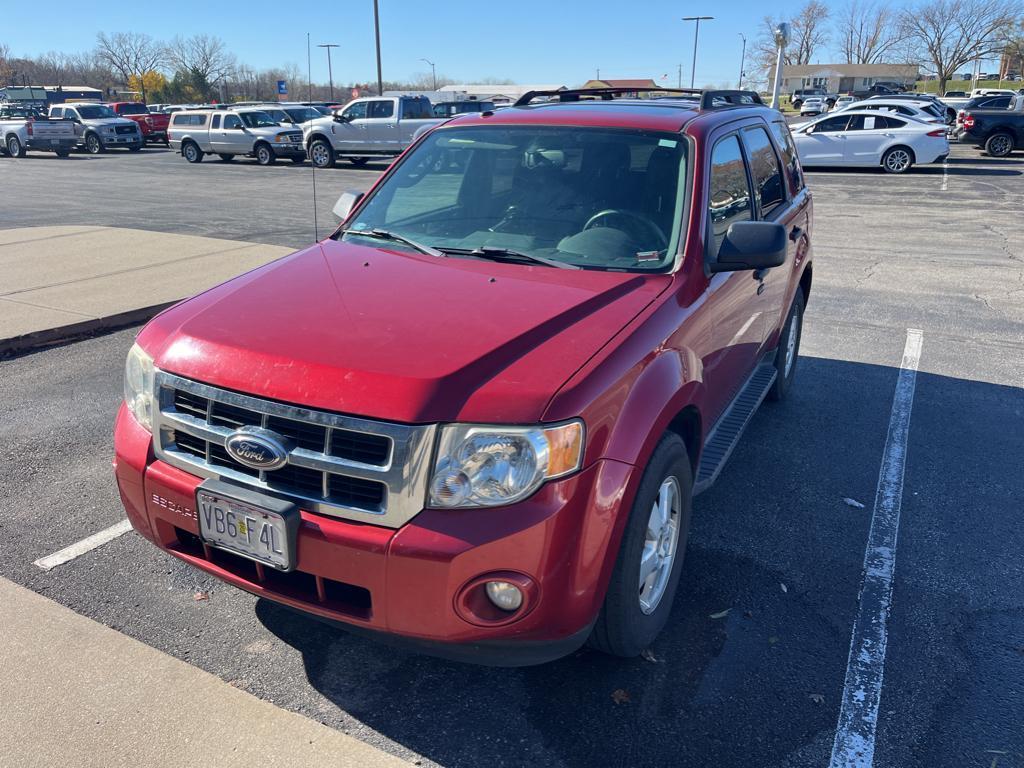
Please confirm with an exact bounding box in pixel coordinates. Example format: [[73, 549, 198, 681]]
[[138, 239, 669, 423]]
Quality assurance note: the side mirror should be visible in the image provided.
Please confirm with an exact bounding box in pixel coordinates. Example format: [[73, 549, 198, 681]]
[[333, 112, 349, 123], [708, 221, 788, 274], [333, 189, 365, 222]]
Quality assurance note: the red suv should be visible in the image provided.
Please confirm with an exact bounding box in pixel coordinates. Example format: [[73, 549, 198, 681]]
[[115, 88, 813, 665], [109, 102, 170, 144]]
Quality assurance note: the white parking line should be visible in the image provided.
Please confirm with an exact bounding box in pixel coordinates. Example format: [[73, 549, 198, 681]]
[[828, 328, 923, 768], [941, 159, 949, 191], [33, 519, 134, 572]]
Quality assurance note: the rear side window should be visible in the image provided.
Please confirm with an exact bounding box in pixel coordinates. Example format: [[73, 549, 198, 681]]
[[172, 114, 207, 126], [368, 100, 394, 119], [770, 121, 803, 192], [741, 126, 785, 218], [708, 135, 752, 256], [877, 116, 906, 129], [401, 99, 432, 119]]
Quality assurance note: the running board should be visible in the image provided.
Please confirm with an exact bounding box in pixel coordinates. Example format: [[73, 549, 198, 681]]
[[693, 363, 777, 495]]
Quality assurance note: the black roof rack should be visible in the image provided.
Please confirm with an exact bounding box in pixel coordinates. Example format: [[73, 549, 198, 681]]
[[513, 87, 765, 110]]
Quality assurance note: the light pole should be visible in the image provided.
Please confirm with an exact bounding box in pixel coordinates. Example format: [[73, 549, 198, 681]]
[[372, 0, 384, 95], [420, 58, 436, 91], [317, 43, 339, 102], [738, 33, 747, 89], [682, 16, 713, 89], [770, 22, 790, 109]]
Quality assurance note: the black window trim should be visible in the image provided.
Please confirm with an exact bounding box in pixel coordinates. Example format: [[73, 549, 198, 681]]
[[738, 123, 789, 221], [704, 128, 756, 269]]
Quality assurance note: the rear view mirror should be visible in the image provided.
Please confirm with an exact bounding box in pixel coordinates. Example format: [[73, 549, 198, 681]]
[[333, 189, 365, 223], [708, 221, 788, 273]]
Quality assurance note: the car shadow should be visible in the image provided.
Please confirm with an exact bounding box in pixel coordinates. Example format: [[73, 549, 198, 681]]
[[254, 357, 1023, 768]]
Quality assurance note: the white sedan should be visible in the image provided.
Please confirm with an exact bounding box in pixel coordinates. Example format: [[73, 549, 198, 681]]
[[800, 97, 826, 116], [832, 98, 945, 124], [790, 110, 949, 173]]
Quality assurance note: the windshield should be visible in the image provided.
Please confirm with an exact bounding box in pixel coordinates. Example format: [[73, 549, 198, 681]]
[[342, 126, 687, 272], [117, 103, 149, 115], [239, 111, 280, 128], [284, 107, 320, 123], [78, 105, 116, 119]]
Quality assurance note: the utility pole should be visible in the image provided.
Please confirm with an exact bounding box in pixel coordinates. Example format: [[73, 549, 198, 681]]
[[682, 16, 714, 89], [318, 43, 339, 102], [596, 68, 600, 81], [372, 0, 384, 95], [738, 33, 747, 89], [420, 58, 436, 91]]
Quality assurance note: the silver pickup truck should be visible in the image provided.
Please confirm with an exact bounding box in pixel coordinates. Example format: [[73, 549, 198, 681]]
[[0, 106, 81, 157], [48, 103, 143, 153], [168, 108, 306, 166], [304, 96, 444, 168]]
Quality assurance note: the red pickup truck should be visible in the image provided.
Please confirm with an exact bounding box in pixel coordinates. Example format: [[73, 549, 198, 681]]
[[109, 102, 170, 144], [115, 88, 813, 665]]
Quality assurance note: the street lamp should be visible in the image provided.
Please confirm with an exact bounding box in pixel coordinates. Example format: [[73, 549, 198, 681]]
[[372, 0, 384, 96], [682, 16, 714, 89], [738, 33, 747, 89], [770, 22, 791, 109], [317, 43, 339, 102], [420, 58, 436, 91]]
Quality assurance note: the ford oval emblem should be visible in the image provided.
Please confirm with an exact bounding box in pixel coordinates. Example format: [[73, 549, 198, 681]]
[[224, 428, 290, 470]]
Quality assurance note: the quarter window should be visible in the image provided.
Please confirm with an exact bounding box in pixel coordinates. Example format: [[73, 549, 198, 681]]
[[741, 126, 785, 217], [708, 135, 753, 256]]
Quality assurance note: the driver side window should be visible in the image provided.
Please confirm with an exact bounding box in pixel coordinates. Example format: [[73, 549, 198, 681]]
[[343, 102, 368, 121], [708, 135, 753, 257], [223, 114, 241, 129]]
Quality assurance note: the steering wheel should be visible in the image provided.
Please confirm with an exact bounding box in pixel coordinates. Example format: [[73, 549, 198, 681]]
[[582, 209, 668, 250]]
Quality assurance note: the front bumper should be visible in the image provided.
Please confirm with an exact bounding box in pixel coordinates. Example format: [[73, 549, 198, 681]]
[[100, 134, 142, 147], [114, 404, 635, 665], [271, 142, 306, 156]]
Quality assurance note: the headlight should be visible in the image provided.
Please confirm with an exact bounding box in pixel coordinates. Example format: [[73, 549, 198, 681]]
[[123, 343, 155, 431], [103, 126, 116, 134], [275, 133, 288, 142], [428, 421, 584, 508]]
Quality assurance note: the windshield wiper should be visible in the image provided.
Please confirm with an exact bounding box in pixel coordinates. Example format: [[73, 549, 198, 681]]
[[341, 229, 446, 258], [445, 246, 580, 270]]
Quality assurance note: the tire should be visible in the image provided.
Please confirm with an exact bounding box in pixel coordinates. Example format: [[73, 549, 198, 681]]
[[85, 133, 104, 154], [255, 142, 276, 165], [348, 157, 369, 167], [6, 134, 26, 158], [128, 141, 142, 152], [985, 132, 1014, 158], [55, 148, 71, 158], [881, 145, 914, 173], [218, 153, 235, 162], [290, 155, 305, 164], [309, 138, 335, 168], [767, 288, 805, 402], [588, 433, 693, 657], [792, 99, 803, 110], [182, 141, 203, 163]]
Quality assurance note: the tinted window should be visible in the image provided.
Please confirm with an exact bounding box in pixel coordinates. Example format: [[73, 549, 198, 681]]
[[770, 121, 804, 192], [708, 135, 752, 255], [878, 116, 906, 129], [401, 99, 433, 119], [223, 114, 241, 129], [117, 103, 149, 115], [742, 127, 785, 217], [814, 116, 851, 132], [78, 105, 116, 119], [368, 100, 395, 119], [211, 115, 221, 129], [343, 101, 367, 120]]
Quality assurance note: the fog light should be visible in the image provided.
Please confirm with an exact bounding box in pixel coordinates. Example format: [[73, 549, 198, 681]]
[[485, 581, 523, 611]]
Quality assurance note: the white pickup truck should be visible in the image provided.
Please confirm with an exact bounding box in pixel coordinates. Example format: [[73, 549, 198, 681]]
[[0, 106, 82, 158], [303, 96, 444, 168]]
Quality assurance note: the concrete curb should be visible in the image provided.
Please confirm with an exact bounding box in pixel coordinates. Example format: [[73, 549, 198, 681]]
[[0, 301, 176, 359]]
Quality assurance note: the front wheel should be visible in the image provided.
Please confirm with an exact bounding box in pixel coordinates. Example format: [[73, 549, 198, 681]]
[[85, 133, 104, 154], [882, 146, 913, 174], [588, 433, 692, 657], [308, 138, 335, 168], [255, 143, 276, 165], [768, 289, 805, 402], [985, 132, 1014, 158], [290, 155, 305, 164], [6, 134, 26, 158], [128, 141, 142, 152]]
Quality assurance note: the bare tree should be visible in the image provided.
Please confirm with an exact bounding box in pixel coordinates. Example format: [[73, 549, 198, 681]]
[[1005, 18, 1024, 78], [898, 0, 1021, 93], [95, 32, 166, 101], [168, 35, 236, 89], [0, 42, 12, 84], [837, 1, 906, 63], [754, 0, 832, 77]]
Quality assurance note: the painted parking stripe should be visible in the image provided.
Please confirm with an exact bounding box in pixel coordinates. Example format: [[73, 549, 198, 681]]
[[33, 519, 134, 572], [828, 328, 923, 768]]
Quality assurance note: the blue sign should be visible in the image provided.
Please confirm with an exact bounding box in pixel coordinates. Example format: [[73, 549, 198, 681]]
[[277, 80, 288, 95]]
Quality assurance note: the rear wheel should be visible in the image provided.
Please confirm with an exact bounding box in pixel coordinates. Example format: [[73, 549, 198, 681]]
[[588, 433, 692, 657], [348, 157, 369, 167], [55, 148, 71, 158], [309, 138, 335, 168], [6, 134, 26, 158], [768, 289, 805, 402], [182, 141, 203, 163], [985, 132, 1014, 158], [218, 153, 234, 162], [255, 143, 276, 165], [882, 146, 913, 173], [85, 133, 104, 154]]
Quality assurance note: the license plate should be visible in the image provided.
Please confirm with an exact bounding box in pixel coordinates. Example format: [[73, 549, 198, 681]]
[[196, 485, 297, 570], [50, 139, 59, 145]]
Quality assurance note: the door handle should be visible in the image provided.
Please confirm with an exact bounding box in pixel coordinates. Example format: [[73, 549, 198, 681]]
[[789, 226, 803, 243]]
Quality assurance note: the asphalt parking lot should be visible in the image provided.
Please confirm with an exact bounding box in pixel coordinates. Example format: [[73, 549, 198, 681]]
[[2, 143, 1023, 767]]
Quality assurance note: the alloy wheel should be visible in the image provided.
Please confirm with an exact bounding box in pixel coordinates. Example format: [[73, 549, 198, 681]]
[[639, 476, 681, 615], [885, 149, 911, 173], [784, 309, 800, 377]]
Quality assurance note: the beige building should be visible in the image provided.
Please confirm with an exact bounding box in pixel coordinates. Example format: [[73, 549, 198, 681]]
[[767, 63, 920, 94]]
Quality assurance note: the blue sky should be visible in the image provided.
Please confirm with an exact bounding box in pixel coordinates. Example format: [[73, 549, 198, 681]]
[[4, 1, 1000, 87]]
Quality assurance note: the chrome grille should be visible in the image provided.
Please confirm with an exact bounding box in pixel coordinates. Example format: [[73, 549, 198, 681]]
[[152, 371, 436, 528]]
